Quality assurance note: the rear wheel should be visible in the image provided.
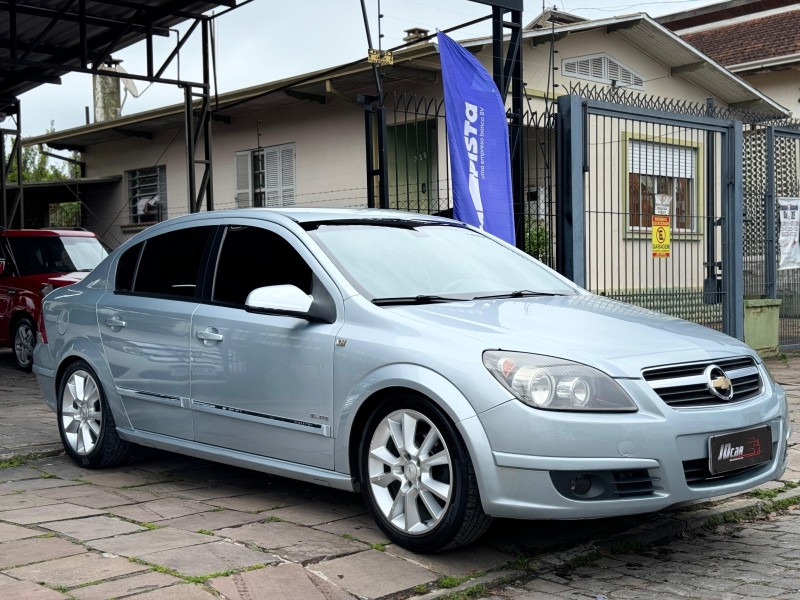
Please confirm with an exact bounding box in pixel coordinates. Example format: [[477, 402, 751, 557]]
[[57, 360, 131, 468], [12, 316, 35, 371], [359, 394, 492, 553]]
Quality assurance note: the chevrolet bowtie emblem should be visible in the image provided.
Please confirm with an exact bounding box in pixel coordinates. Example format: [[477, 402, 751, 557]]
[[704, 365, 734, 401]]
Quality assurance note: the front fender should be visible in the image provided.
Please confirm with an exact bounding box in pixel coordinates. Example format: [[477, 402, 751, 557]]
[[333, 363, 479, 475]]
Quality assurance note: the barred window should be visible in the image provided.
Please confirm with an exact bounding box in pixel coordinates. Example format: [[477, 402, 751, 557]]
[[128, 165, 166, 224]]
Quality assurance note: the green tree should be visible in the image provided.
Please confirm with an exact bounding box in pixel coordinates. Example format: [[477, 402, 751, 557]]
[[5, 122, 72, 183]]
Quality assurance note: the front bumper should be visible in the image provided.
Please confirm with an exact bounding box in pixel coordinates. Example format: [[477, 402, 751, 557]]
[[460, 376, 789, 520]]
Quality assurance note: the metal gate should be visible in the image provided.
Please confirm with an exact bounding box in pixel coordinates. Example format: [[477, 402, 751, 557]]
[[557, 94, 744, 339], [744, 125, 800, 349]]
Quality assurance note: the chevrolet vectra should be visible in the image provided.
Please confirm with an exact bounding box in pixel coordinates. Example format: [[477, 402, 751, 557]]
[[33, 209, 789, 552]]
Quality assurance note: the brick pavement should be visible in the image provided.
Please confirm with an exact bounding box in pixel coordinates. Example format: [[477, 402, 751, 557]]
[[0, 348, 797, 599]]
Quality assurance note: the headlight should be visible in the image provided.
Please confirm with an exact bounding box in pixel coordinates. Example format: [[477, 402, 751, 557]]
[[483, 351, 637, 412]]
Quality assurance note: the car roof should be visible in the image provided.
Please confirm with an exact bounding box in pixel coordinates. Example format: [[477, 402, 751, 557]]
[[166, 208, 455, 226], [0, 229, 97, 238]]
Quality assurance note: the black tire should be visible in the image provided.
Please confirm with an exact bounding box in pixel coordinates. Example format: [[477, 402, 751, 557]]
[[57, 360, 131, 469], [12, 316, 35, 371], [358, 393, 492, 553]]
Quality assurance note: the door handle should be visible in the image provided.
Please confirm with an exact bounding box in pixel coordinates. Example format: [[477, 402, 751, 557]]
[[196, 328, 223, 344], [105, 316, 126, 329]]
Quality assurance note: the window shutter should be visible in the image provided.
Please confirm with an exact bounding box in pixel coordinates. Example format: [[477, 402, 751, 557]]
[[628, 141, 695, 179], [235, 151, 252, 208], [262, 144, 296, 208], [281, 145, 295, 206], [264, 147, 281, 207]]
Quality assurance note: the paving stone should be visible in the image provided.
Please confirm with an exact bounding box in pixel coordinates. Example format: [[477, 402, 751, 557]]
[[0, 492, 60, 511], [156, 509, 265, 532], [0, 521, 41, 542], [0, 466, 43, 481], [110, 497, 214, 523], [385, 542, 512, 576], [314, 513, 389, 545], [70, 571, 183, 600], [87, 527, 215, 557], [32, 485, 159, 508], [0, 478, 81, 495], [210, 562, 354, 600], [0, 536, 84, 569], [314, 549, 437, 599], [216, 521, 367, 563], [76, 470, 176, 489], [0, 580, 68, 599], [0, 502, 104, 524], [42, 515, 147, 540], [138, 539, 279, 577], [111, 583, 218, 599], [204, 491, 297, 513], [267, 499, 367, 526], [5, 551, 150, 587]]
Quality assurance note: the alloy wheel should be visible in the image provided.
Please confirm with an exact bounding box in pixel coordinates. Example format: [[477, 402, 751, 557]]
[[13, 321, 34, 368], [60, 370, 103, 455], [366, 409, 453, 535]]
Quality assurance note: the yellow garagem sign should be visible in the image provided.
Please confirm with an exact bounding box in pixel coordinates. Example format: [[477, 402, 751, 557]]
[[652, 215, 670, 258]]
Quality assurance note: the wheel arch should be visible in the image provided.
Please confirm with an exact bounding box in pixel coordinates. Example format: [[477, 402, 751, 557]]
[[54, 339, 132, 431], [337, 364, 479, 487]]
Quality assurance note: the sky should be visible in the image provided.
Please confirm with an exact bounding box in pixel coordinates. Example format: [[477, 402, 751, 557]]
[[19, 0, 720, 137]]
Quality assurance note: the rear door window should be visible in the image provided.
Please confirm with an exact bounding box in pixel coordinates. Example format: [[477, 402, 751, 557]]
[[121, 226, 214, 299]]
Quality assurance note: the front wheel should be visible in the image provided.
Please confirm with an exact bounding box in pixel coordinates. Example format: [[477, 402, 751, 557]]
[[12, 316, 35, 371], [359, 394, 492, 553], [57, 360, 131, 468]]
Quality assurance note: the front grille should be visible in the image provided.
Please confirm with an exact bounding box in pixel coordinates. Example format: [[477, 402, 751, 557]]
[[683, 458, 763, 486], [642, 356, 763, 408]]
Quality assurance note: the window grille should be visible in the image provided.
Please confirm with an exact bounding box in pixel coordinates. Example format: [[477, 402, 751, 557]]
[[128, 165, 166, 224]]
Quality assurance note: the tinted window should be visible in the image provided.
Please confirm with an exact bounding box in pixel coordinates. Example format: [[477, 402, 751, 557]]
[[133, 227, 213, 298], [212, 225, 312, 306], [115, 242, 143, 292]]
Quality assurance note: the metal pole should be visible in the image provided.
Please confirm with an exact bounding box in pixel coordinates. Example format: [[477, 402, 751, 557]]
[[765, 126, 777, 299], [0, 130, 5, 228], [15, 102, 23, 227], [183, 85, 197, 213], [556, 95, 586, 287], [721, 121, 744, 339]]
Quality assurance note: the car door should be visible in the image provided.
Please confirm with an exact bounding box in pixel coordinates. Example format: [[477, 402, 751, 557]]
[[190, 219, 341, 469], [97, 224, 215, 440]]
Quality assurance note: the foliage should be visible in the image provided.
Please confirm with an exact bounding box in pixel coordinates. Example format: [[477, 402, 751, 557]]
[[4, 122, 81, 183], [525, 220, 551, 260]]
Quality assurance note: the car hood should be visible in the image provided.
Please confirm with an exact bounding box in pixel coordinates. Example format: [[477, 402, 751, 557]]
[[386, 294, 754, 377]]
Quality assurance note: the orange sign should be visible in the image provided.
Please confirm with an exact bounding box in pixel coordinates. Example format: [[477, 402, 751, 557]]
[[652, 215, 670, 258]]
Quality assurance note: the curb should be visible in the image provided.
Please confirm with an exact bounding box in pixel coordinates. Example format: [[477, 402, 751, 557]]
[[402, 483, 800, 600]]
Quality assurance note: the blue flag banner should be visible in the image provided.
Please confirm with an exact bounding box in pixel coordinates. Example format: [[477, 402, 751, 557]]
[[437, 31, 515, 245]]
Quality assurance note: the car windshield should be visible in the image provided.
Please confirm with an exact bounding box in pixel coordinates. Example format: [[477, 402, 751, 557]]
[[8, 235, 109, 275], [308, 222, 577, 301]]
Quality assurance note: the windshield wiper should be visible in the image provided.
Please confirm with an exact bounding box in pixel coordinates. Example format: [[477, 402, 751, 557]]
[[372, 295, 464, 306], [471, 290, 567, 300]]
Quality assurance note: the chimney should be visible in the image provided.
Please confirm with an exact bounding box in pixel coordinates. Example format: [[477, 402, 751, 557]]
[[93, 58, 122, 123], [403, 28, 430, 43]]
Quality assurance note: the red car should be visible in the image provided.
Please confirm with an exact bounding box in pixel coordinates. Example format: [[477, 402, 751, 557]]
[[0, 228, 110, 370]]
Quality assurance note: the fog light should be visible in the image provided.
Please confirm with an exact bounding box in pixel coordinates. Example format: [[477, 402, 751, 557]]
[[570, 474, 592, 497]]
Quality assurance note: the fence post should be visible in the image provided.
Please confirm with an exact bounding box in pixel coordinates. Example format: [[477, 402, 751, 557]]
[[556, 95, 586, 288], [764, 126, 777, 299], [722, 121, 745, 340]]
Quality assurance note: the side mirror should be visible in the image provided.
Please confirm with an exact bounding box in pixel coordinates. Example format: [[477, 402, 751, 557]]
[[245, 285, 314, 317], [245, 282, 336, 324]]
